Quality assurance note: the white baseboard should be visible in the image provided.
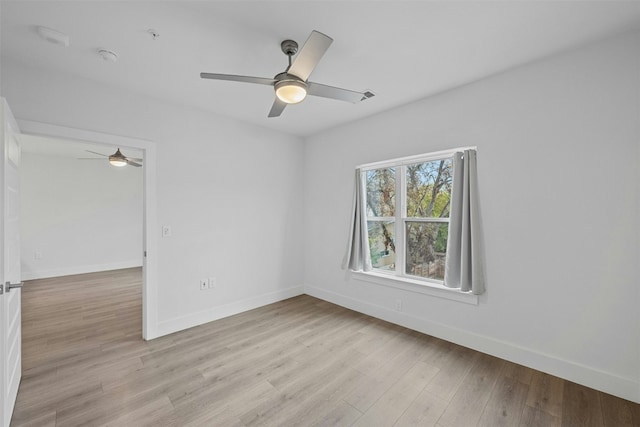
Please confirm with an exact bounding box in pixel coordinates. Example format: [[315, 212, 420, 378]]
[[304, 284, 640, 404], [22, 260, 143, 281], [155, 285, 304, 338]]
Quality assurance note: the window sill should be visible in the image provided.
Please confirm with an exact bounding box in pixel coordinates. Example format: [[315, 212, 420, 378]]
[[351, 271, 479, 305]]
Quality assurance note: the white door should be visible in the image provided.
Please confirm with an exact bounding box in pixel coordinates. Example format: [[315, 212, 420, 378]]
[[0, 98, 22, 427]]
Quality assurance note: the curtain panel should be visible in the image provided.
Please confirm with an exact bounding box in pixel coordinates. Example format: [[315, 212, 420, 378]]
[[444, 150, 485, 294], [342, 168, 372, 272]]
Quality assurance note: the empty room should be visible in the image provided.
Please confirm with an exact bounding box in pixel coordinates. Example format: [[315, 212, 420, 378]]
[[0, 1, 639, 426]]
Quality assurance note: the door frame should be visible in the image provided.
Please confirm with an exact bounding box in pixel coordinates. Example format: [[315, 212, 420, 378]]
[[16, 120, 159, 340]]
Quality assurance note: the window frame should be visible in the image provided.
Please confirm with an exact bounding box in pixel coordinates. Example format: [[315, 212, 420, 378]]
[[358, 147, 478, 303]]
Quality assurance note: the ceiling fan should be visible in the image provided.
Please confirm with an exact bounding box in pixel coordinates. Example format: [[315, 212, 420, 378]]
[[200, 30, 374, 118], [80, 148, 142, 167]]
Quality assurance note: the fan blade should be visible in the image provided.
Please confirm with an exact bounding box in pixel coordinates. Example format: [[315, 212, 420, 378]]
[[307, 82, 367, 103], [77, 158, 105, 160], [268, 98, 287, 118], [126, 159, 142, 167], [85, 150, 109, 157], [288, 31, 333, 81], [200, 73, 276, 86]]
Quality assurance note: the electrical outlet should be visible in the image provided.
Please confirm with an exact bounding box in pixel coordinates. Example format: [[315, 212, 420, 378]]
[[34, 251, 43, 260], [162, 225, 172, 237], [199, 279, 208, 291], [394, 299, 403, 312], [208, 277, 216, 289]]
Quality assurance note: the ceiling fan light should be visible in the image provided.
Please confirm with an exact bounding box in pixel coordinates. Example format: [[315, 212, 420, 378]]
[[108, 148, 128, 167], [275, 80, 307, 104], [109, 156, 127, 167]]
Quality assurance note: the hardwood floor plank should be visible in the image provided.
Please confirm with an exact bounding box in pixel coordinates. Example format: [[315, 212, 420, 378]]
[[519, 404, 562, 427], [393, 390, 448, 427], [7, 410, 56, 427], [503, 360, 535, 385], [525, 371, 565, 419], [477, 374, 529, 427], [96, 394, 174, 427], [600, 392, 640, 427], [239, 350, 367, 425], [420, 343, 480, 404], [310, 400, 362, 427], [163, 380, 278, 426], [266, 333, 367, 390], [353, 328, 417, 376], [270, 366, 365, 426], [344, 331, 428, 412], [437, 353, 505, 427], [352, 361, 439, 427], [211, 381, 280, 422], [181, 407, 245, 427], [169, 353, 298, 410], [561, 381, 604, 427], [11, 268, 638, 427], [13, 379, 104, 422]]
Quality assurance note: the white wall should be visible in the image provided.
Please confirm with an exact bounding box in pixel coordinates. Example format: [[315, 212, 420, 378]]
[[303, 32, 640, 402], [1, 60, 305, 336], [20, 151, 143, 280]]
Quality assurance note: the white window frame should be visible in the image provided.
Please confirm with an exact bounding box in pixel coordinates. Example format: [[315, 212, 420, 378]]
[[356, 147, 479, 305]]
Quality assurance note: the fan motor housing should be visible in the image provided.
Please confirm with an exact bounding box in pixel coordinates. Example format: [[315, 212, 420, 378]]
[[274, 72, 304, 83], [280, 40, 298, 56]]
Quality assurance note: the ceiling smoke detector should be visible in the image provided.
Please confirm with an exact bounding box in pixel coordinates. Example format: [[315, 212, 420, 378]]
[[36, 26, 70, 47], [97, 49, 118, 62]]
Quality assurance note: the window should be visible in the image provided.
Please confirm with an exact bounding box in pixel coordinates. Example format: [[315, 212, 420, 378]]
[[363, 152, 453, 284], [344, 146, 483, 298]]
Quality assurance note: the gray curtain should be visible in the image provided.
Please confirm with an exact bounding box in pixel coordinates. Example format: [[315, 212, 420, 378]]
[[342, 169, 372, 272], [444, 150, 485, 294]]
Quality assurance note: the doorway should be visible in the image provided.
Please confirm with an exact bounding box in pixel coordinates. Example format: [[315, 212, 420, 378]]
[[16, 120, 157, 340]]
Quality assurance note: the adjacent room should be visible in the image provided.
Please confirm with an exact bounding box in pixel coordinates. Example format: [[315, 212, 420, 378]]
[[0, 1, 638, 426], [20, 135, 143, 282]]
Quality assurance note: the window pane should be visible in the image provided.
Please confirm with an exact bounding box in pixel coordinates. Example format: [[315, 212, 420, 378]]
[[366, 168, 395, 217], [405, 222, 448, 280], [368, 220, 396, 271], [406, 159, 452, 218]]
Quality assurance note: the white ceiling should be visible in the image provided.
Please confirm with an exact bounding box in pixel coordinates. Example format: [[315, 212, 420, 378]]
[[2, 1, 640, 137]]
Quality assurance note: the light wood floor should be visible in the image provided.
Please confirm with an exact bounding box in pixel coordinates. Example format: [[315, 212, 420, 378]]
[[11, 268, 640, 426]]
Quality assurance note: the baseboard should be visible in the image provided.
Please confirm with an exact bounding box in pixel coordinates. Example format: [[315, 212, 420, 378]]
[[304, 284, 640, 404], [155, 285, 305, 338], [22, 260, 143, 281]]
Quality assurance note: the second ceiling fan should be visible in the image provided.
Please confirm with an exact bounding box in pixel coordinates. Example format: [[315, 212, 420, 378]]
[[80, 148, 142, 167], [200, 30, 374, 118]]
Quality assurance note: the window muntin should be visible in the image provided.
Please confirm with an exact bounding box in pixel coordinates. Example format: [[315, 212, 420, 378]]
[[364, 155, 453, 284]]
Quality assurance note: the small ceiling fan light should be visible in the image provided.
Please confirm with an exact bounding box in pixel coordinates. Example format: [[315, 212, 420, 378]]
[[109, 149, 127, 167], [109, 157, 127, 167], [275, 80, 307, 104]]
